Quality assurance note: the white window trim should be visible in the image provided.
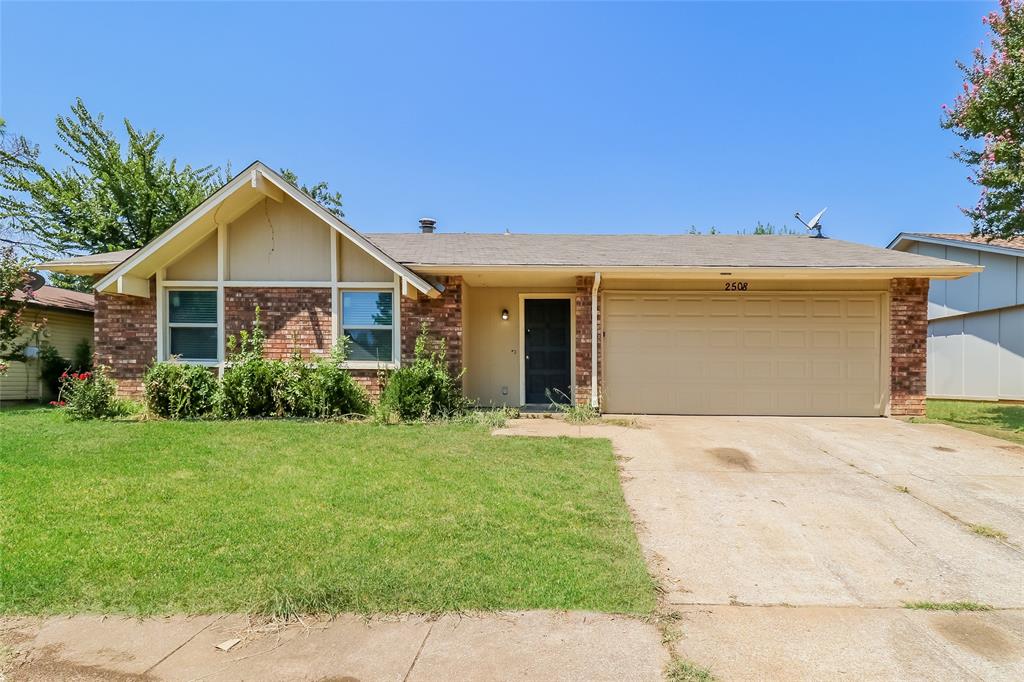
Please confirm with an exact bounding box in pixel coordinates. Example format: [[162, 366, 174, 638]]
[[164, 287, 221, 365], [339, 288, 399, 370]]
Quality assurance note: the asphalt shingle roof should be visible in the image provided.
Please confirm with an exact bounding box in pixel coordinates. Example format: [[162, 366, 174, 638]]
[[14, 285, 94, 313], [906, 233, 1024, 252], [366, 233, 975, 270]]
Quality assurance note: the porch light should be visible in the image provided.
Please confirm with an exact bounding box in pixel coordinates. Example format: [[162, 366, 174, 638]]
[[501, 309, 509, 321]]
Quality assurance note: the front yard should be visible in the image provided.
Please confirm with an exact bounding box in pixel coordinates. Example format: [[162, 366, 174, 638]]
[[0, 407, 654, 616], [923, 399, 1024, 445]]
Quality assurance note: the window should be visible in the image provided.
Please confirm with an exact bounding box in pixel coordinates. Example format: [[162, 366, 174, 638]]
[[341, 291, 394, 362], [167, 290, 218, 362]]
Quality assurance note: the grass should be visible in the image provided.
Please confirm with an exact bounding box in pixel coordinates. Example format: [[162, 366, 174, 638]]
[[903, 601, 993, 612], [665, 658, 716, 682], [969, 523, 1009, 541], [0, 406, 654, 616], [922, 399, 1024, 445]]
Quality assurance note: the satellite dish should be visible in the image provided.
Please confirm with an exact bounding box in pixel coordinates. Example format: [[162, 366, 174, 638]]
[[25, 271, 45, 291], [794, 207, 828, 238]]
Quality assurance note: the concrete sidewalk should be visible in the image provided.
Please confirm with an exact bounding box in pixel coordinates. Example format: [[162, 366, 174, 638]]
[[0, 611, 667, 681]]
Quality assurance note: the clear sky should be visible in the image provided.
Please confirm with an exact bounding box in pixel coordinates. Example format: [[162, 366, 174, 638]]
[[0, 1, 994, 246]]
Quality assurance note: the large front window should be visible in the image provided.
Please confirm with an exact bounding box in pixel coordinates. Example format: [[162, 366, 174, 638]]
[[167, 290, 218, 362], [341, 291, 394, 362]]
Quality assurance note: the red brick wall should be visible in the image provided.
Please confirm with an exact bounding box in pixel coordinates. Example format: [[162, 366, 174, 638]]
[[574, 276, 600, 407], [400, 276, 463, 377], [224, 288, 331, 360], [94, 280, 157, 397], [889, 277, 930, 417]]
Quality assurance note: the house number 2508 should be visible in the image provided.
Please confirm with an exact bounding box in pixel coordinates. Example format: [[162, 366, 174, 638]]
[[724, 281, 749, 291]]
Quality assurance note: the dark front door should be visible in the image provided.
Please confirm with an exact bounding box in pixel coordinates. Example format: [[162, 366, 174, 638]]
[[524, 298, 572, 404]]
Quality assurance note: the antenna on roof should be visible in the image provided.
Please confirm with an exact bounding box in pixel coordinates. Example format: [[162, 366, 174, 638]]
[[794, 207, 827, 238]]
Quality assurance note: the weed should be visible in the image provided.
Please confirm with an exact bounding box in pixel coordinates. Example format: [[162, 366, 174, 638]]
[[894, 485, 910, 494], [665, 658, 716, 682], [969, 524, 1008, 540], [546, 388, 599, 424], [903, 601, 993, 612]]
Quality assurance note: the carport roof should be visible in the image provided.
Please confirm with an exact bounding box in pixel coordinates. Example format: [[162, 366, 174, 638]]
[[366, 233, 980, 273]]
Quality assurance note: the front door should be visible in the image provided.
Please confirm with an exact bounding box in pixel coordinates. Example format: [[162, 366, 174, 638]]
[[524, 298, 572, 404]]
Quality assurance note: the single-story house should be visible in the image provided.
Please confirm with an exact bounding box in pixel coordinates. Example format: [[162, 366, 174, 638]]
[[888, 232, 1023, 401], [0, 285, 94, 402], [40, 161, 980, 417]]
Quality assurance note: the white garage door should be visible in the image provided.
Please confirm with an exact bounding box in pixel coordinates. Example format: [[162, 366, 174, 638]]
[[603, 292, 885, 416]]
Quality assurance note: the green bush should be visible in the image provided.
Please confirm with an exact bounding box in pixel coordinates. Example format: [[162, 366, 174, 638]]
[[219, 309, 282, 419], [377, 324, 471, 422], [38, 340, 91, 398], [143, 361, 219, 419], [218, 307, 370, 419], [58, 366, 124, 420], [275, 345, 371, 419]]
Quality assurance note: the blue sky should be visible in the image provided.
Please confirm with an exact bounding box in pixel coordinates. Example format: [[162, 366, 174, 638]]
[[1, 1, 993, 246]]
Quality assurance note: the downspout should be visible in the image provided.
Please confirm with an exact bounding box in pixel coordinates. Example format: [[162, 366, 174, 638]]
[[591, 272, 601, 408]]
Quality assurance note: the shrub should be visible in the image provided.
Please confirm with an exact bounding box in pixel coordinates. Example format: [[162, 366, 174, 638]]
[[144, 361, 219, 419], [219, 308, 282, 418], [38, 344, 69, 397], [278, 344, 371, 419], [218, 308, 370, 419], [377, 323, 471, 422], [38, 340, 92, 398], [58, 366, 124, 419]]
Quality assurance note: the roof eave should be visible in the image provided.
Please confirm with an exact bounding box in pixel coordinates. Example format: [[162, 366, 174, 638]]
[[406, 264, 982, 280], [888, 232, 1024, 257]]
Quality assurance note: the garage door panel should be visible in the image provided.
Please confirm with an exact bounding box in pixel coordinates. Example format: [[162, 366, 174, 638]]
[[604, 292, 883, 416]]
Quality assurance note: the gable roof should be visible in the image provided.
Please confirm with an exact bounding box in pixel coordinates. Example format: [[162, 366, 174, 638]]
[[83, 162, 438, 297], [888, 232, 1024, 257], [367, 233, 980, 275], [14, 285, 94, 314]]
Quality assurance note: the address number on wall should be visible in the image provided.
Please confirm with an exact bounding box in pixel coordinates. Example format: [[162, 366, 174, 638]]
[[723, 281, 749, 291]]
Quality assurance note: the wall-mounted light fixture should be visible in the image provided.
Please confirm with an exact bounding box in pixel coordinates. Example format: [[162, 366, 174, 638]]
[[501, 309, 509, 321]]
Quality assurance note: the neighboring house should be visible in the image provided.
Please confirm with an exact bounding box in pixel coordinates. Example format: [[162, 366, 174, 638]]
[[0, 285, 94, 402], [40, 162, 979, 417], [888, 232, 1024, 401]]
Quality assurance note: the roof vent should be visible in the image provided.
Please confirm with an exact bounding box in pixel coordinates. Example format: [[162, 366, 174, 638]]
[[418, 217, 437, 234]]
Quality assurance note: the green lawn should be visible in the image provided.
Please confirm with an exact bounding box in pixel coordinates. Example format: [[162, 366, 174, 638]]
[[923, 399, 1024, 445], [0, 407, 654, 616]]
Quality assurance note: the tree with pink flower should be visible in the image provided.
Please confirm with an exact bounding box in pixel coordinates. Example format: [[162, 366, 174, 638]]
[[943, 0, 1024, 239]]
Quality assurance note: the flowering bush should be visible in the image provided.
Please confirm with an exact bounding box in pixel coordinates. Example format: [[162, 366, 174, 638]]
[[144, 360, 219, 419], [58, 367, 122, 420], [942, 0, 1024, 239]]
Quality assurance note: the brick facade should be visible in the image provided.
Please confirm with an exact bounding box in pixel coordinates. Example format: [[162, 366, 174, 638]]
[[888, 277, 930, 417], [224, 287, 332, 359], [94, 280, 157, 397], [574, 276, 600, 407], [400, 276, 464, 378]]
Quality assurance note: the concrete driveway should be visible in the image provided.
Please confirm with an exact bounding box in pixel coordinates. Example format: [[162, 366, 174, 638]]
[[504, 416, 1024, 680]]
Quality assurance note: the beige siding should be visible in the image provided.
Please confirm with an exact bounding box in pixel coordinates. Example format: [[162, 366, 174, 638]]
[[339, 235, 393, 281], [464, 286, 573, 406], [0, 308, 93, 402], [228, 195, 332, 281], [166, 231, 217, 280]]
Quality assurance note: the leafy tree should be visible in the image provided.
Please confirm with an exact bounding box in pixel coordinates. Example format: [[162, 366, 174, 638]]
[[0, 245, 32, 375], [943, 0, 1024, 239], [279, 168, 344, 217], [0, 102, 348, 290], [0, 99, 220, 262]]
